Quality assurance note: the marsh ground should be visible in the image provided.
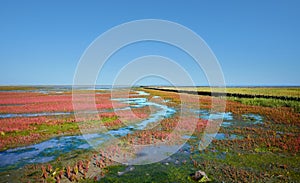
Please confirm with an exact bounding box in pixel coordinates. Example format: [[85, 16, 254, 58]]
[[0, 86, 299, 182]]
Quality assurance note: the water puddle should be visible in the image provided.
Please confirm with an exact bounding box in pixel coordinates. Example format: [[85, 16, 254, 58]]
[[213, 133, 243, 140], [197, 111, 233, 121], [194, 110, 263, 127], [193, 109, 233, 121], [221, 113, 263, 127], [182, 135, 197, 139]]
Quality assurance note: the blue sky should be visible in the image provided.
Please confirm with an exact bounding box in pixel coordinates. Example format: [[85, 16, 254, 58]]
[[0, 0, 299, 86]]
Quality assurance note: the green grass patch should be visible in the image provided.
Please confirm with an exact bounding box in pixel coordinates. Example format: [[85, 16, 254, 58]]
[[229, 97, 300, 112], [98, 163, 196, 183], [101, 116, 118, 123]]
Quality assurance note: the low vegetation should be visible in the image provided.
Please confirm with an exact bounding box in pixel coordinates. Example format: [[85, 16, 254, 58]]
[[0, 87, 299, 182]]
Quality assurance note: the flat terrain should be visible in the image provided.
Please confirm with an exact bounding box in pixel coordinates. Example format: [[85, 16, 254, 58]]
[[0, 86, 299, 182]]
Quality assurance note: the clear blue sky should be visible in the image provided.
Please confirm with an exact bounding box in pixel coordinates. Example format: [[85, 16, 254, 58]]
[[0, 0, 299, 86]]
